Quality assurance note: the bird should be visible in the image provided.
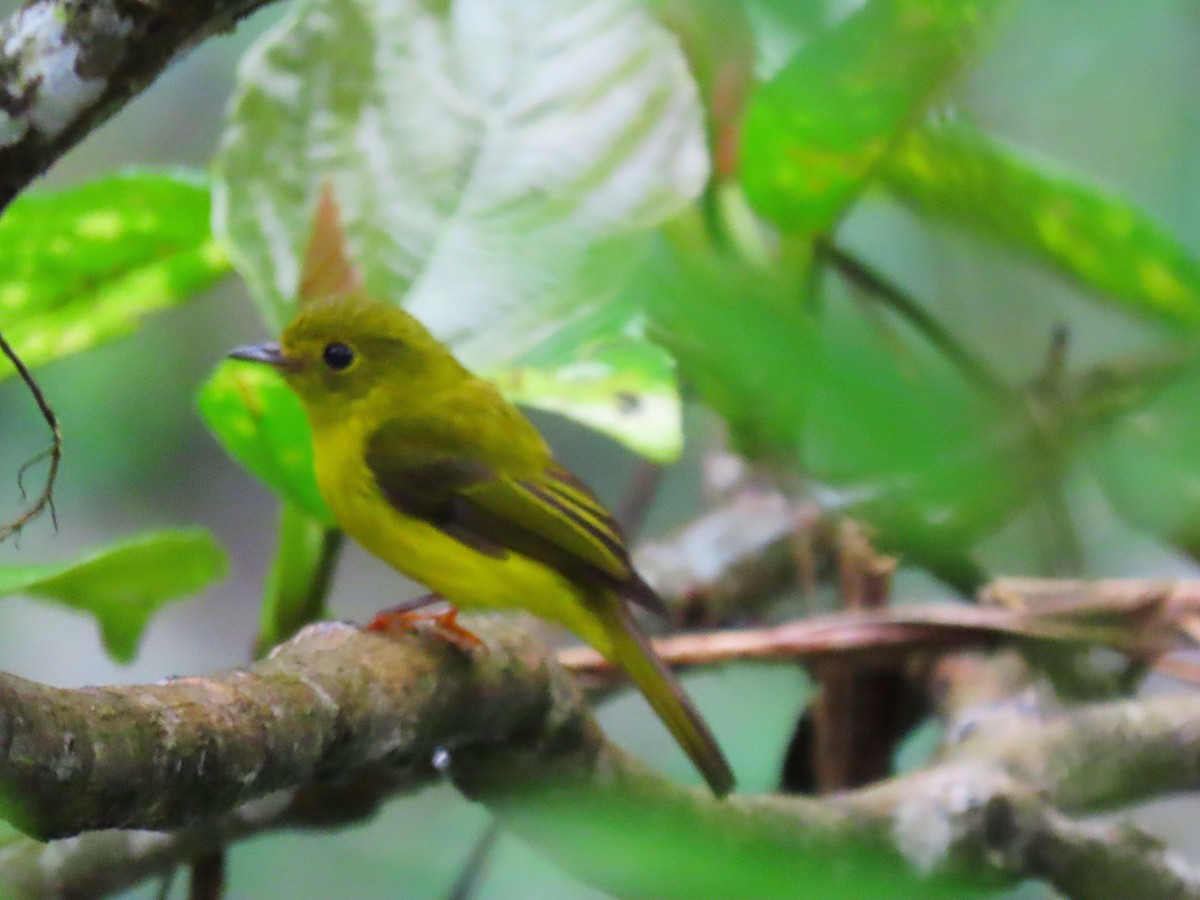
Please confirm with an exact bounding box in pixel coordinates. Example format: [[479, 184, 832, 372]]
[[228, 187, 734, 796]]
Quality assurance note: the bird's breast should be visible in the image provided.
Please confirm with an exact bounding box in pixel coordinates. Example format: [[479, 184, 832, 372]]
[[310, 421, 584, 628]]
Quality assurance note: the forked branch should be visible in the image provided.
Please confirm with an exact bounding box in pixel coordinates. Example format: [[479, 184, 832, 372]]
[[2, 617, 1200, 899]]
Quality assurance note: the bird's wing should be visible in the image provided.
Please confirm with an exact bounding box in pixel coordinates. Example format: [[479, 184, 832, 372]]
[[364, 416, 656, 600]]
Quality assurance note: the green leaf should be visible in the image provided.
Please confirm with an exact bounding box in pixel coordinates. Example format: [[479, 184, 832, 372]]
[[257, 502, 341, 656], [0, 530, 228, 663], [197, 361, 333, 525], [1088, 371, 1200, 557], [498, 338, 681, 463], [741, 0, 1014, 233], [643, 247, 816, 458], [802, 310, 1036, 573], [212, 0, 706, 457], [645, 240, 1033, 586], [883, 122, 1200, 328], [0, 169, 231, 374], [497, 292, 682, 460]]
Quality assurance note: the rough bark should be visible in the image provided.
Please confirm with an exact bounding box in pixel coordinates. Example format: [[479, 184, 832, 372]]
[[0, 0, 284, 211], [3, 616, 1200, 900]]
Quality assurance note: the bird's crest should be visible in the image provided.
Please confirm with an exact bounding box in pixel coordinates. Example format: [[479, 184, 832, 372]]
[[298, 180, 364, 305]]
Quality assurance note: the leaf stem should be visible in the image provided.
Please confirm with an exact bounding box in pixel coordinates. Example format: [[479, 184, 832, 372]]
[[256, 504, 344, 657], [444, 820, 503, 900], [817, 241, 1013, 401]]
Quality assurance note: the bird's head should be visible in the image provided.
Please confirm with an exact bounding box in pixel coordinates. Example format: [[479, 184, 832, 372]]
[[229, 295, 463, 427]]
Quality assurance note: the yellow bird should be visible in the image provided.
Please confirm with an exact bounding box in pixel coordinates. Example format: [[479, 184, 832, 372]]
[[230, 189, 734, 795]]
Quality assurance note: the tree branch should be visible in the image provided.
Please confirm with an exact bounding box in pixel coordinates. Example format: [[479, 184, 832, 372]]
[[632, 484, 817, 623], [629, 472, 1200, 640], [2, 616, 1200, 899], [0, 0, 284, 211], [0, 618, 561, 838], [557, 602, 1170, 689], [981, 799, 1200, 900]]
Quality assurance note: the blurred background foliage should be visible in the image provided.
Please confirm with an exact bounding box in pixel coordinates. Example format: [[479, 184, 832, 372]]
[[2, 0, 1200, 897]]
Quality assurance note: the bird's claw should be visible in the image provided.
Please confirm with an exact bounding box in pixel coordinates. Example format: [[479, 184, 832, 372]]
[[366, 605, 483, 654]]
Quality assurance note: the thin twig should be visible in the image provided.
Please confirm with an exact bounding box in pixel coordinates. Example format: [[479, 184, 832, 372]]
[[557, 602, 1187, 688], [154, 869, 178, 900], [0, 332, 61, 543], [1035, 481, 1084, 578], [818, 241, 1013, 401], [1032, 327, 1084, 576], [444, 820, 503, 900], [615, 458, 666, 538]]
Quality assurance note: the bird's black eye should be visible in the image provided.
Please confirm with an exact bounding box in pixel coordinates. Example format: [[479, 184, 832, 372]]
[[322, 342, 355, 370]]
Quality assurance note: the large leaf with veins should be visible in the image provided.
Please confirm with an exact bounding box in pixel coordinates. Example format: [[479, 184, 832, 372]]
[[213, 0, 706, 456]]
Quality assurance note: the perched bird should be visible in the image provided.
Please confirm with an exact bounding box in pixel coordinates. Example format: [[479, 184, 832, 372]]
[[230, 188, 734, 795]]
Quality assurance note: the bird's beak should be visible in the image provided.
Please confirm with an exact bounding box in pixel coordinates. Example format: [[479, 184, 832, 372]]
[[228, 342, 300, 371]]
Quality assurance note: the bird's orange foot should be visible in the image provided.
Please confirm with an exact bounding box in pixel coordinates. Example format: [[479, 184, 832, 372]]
[[366, 603, 482, 654], [365, 593, 444, 632]]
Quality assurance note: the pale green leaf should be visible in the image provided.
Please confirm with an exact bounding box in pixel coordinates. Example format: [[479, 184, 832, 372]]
[[498, 325, 681, 462], [0, 530, 228, 663]]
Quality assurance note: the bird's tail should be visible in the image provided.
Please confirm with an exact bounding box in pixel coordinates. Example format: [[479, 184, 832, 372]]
[[592, 594, 735, 796]]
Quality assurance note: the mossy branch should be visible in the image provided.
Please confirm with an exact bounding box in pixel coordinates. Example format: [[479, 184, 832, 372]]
[[1, 616, 1200, 899]]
